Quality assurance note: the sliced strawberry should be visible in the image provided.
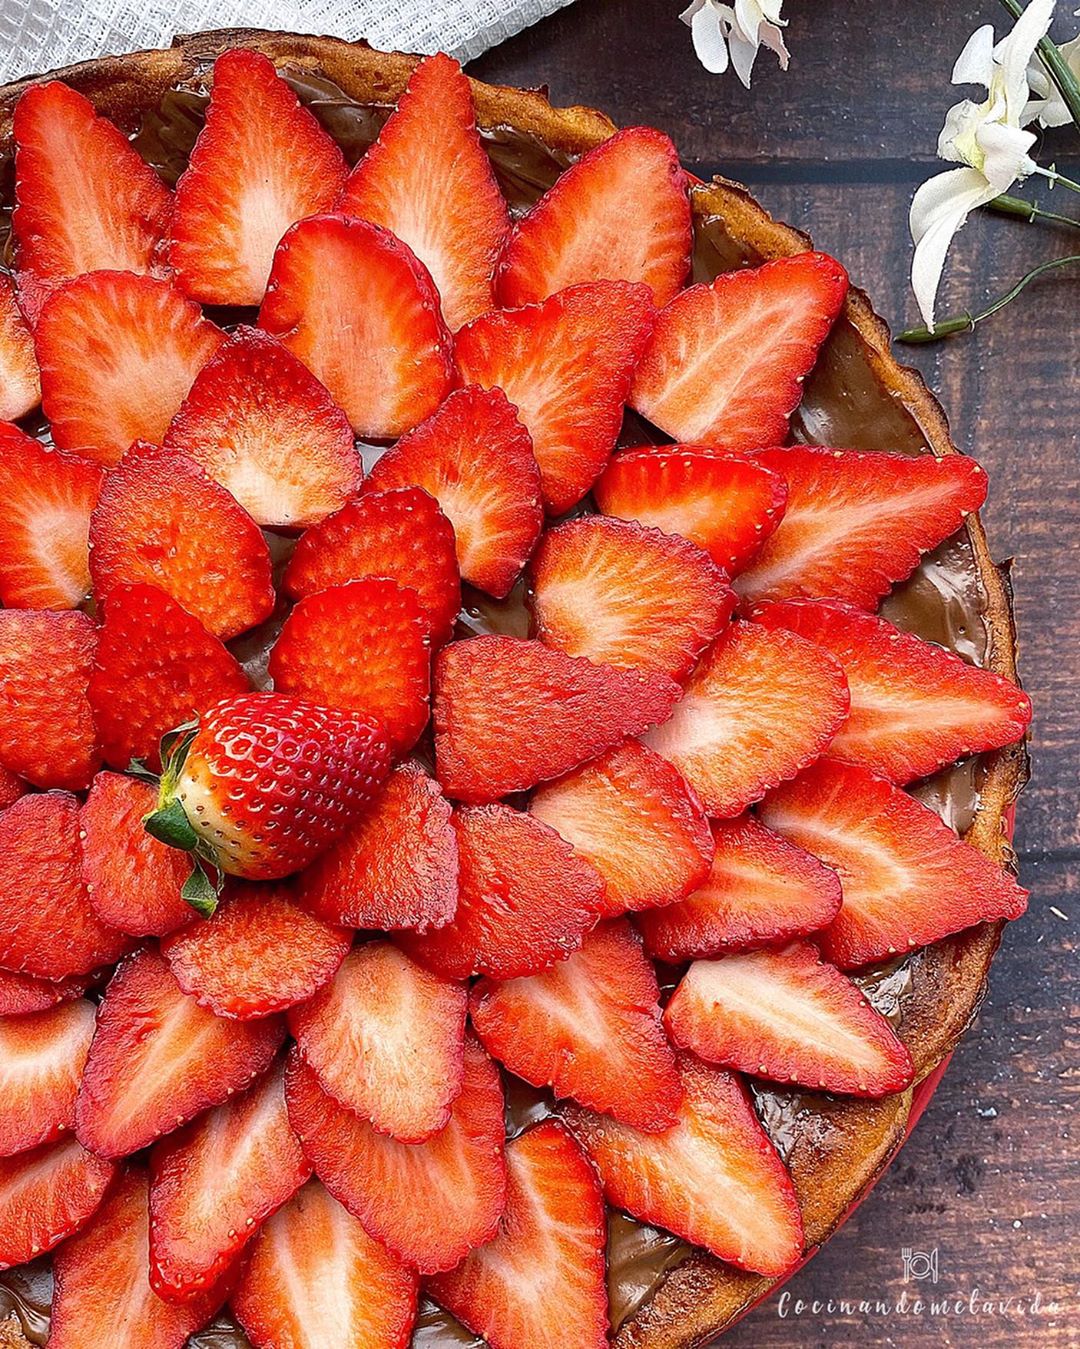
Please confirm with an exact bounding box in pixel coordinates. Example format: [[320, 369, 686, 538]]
[[0, 1136, 117, 1270], [736, 446, 989, 608], [367, 386, 543, 599], [0, 422, 102, 611], [161, 883, 351, 1020], [594, 446, 788, 576], [760, 759, 1028, 968], [88, 582, 250, 772], [162, 326, 361, 529], [0, 609, 98, 791], [81, 772, 192, 937], [149, 1062, 311, 1304], [530, 516, 735, 681], [0, 792, 130, 980], [752, 599, 1032, 782], [0, 765, 26, 811], [665, 943, 914, 1096], [50, 1167, 221, 1349], [565, 1056, 804, 1276], [232, 1179, 419, 1349], [499, 125, 691, 309], [434, 635, 680, 802], [36, 271, 224, 466], [530, 740, 714, 916], [75, 947, 285, 1158], [260, 214, 453, 438], [630, 251, 848, 448], [428, 1120, 608, 1349], [170, 49, 347, 306], [285, 487, 461, 646], [397, 804, 604, 980], [644, 622, 849, 816], [0, 968, 88, 1017], [89, 442, 274, 641], [0, 999, 95, 1156], [637, 813, 843, 961], [12, 81, 171, 321], [288, 942, 468, 1144], [298, 762, 458, 931], [269, 578, 432, 755], [285, 1036, 506, 1273], [471, 920, 681, 1130], [0, 273, 40, 418], [337, 53, 509, 331], [455, 280, 655, 513]]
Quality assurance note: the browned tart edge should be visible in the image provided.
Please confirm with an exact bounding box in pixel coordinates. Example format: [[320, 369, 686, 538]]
[[0, 29, 1029, 1349]]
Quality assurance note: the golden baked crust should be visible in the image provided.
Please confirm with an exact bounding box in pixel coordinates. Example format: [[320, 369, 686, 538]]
[[0, 30, 1028, 1349]]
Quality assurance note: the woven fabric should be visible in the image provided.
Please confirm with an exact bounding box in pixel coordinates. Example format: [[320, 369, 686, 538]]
[[0, 0, 578, 83]]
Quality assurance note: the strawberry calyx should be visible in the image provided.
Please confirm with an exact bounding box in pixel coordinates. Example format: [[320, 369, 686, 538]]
[[140, 718, 223, 918]]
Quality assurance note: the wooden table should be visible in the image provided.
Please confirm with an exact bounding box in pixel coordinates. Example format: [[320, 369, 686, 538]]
[[474, 4, 1077, 1344]]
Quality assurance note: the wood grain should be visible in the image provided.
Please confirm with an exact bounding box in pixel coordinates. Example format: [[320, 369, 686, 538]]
[[473, 2, 1078, 1344]]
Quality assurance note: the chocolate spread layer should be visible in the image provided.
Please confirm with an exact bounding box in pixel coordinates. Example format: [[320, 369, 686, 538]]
[[0, 63, 993, 1349]]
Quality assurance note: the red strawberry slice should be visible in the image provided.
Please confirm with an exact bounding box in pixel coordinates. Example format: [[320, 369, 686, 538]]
[[288, 942, 468, 1144], [36, 271, 224, 466], [88, 583, 250, 772], [434, 635, 680, 802], [530, 740, 714, 916], [337, 53, 509, 332], [637, 813, 843, 961], [594, 446, 788, 576], [428, 1120, 608, 1349], [0, 609, 99, 791], [232, 1179, 419, 1349], [0, 273, 40, 418], [0, 422, 102, 611], [12, 81, 171, 321], [644, 622, 849, 816], [398, 805, 604, 981], [0, 766, 26, 811], [285, 487, 461, 646], [0, 792, 131, 980], [0, 1136, 117, 1271], [530, 516, 735, 681], [0, 969, 89, 1017], [269, 578, 432, 755], [760, 759, 1028, 968], [630, 251, 848, 448], [498, 124, 691, 310], [471, 920, 682, 1130], [75, 947, 285, 1158], [284, 1036, 506, 1274], [163, 326, 361, 529], [665, 942, 914, 1096], [298, 762, 458, 932], [0, 999, 96, 1156], [736, 447, 989, 608], [89, 443, 274, 641], [149, 1062, 311, 1304], [260, 214, 453, 439], [50, 1167, 221, 1349], [752, 599, 1032, 782], [367, 386, 543, 599], [170, 49, 347, 306], [81, 772, 192, 938], [454, 280, 656, 513], [565, 1056, 804, 1276], [161, 883, 351, 1021]]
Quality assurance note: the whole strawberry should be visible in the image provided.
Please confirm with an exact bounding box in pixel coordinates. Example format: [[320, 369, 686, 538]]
[[144, 693, 390, 911]]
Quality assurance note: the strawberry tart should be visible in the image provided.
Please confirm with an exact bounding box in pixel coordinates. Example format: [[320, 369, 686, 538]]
[[0, 30, 1031, 1349]]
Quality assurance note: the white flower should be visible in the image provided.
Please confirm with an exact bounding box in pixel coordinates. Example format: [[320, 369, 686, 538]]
[[909, 0, 1054, 328], [1027, 9, 1080, 126], [680, 0, 789, 87]]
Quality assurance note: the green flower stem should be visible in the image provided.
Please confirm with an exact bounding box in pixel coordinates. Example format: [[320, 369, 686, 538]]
[[988, 192, 1080, 228], [898, 253, 1080, 342], [999, 0, 1080, 133], [1035, 165, 1080, 196]]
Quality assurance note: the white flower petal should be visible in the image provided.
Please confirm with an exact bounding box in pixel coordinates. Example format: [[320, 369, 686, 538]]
[[759, 21, 790, 68], [995, 0, 1055, 121], [938, 98, 984, 163], [976, 119, 1037, 189], [728, 25, 761, 86], [691, 6, 731, 74], [680, 0, 707, 28], [910, 167, 1000, 327], [952, 24, 995, 88]]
